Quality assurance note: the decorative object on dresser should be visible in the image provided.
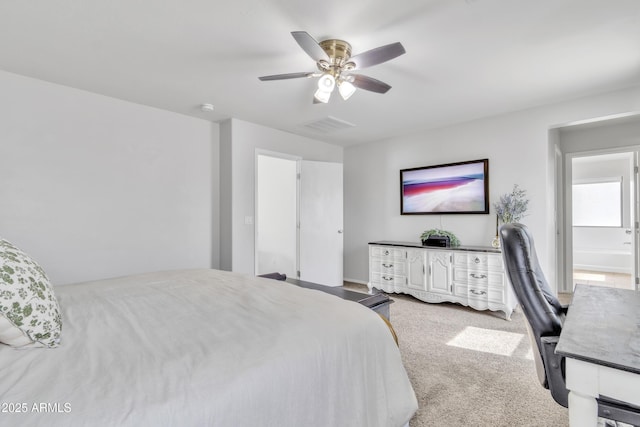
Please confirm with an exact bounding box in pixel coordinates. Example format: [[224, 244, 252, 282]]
[[492, 184, 530, 248], [420, 228, 460, 247], [368, 241, 517, 320], [491, 215, 501, 248]]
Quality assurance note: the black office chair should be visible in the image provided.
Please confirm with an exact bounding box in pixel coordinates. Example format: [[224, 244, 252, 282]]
[[499, 223, 640, 427]]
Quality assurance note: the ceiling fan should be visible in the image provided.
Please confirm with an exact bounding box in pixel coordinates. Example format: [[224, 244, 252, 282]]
[[258, 31, 406, 104]]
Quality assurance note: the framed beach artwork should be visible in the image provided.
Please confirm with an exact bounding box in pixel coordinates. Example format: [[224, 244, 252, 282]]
[[400, 159, 489, 215]]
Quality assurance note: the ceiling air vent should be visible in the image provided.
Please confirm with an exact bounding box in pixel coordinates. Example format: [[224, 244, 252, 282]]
[[303, 116, 356, 133]]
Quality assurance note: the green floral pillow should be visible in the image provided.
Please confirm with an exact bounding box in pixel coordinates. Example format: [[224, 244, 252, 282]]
[[0, 238, 62, 348]]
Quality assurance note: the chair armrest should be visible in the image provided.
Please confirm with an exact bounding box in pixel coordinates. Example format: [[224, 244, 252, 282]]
[[540, 336, 569, 407]]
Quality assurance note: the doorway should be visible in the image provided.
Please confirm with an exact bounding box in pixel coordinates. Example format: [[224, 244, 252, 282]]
[[255, 153, 299, 279], [555, 115, 640, 296], [255, 153, 344, 287], [570, 152, 636, 291]]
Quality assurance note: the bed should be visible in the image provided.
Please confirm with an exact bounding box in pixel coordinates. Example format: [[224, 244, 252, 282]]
[[0, 239, 417, 427]]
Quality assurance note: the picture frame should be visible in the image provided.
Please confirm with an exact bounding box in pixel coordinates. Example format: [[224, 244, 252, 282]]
[[400, 159, 489, 215]]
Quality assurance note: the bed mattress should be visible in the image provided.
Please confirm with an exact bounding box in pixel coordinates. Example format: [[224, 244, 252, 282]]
[[0, 269, 417, 426]]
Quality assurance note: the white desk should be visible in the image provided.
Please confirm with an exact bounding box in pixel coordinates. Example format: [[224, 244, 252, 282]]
[[556, 285, 640, 426]]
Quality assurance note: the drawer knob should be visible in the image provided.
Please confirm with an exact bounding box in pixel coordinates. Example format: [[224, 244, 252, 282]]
[[474, 257, 480, 264], [382, 276, 393, 281], [384, 250, 390, 255], [382, 263, 393, 268], [470, 289, 486, 296], [470, 273, 487, 279]]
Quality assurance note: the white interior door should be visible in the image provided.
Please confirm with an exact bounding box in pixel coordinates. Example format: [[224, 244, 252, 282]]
[[299, 160, 343, 287]]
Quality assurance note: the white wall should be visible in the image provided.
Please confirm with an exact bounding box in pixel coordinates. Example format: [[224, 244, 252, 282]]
[[220, 118, 342, 275], [559, 118, 640, 153], [344, 86, 640, 286], [0, 70, 218, 285]]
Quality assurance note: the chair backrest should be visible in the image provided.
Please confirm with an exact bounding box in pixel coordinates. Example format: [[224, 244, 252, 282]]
[[499, 223, 564, 386]]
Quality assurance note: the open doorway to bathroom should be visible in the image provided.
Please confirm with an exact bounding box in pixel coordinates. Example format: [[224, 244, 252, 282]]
[[571, 152, 635, 291], [554, 114, 640, 298]]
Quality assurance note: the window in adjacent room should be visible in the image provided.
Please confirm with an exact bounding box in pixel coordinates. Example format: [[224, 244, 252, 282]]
[[572, 177, 623, 227]]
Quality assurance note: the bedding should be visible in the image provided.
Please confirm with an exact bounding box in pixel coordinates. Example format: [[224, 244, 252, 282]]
[[0, 238, 61, 348], [0, 268, 417, 426]]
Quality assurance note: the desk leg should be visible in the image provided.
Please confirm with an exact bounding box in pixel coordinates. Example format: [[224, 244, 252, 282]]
[[565, 358, 600, 427], [568, 390, 598, 427]]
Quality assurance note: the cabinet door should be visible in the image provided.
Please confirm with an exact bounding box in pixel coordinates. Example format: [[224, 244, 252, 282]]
[[428, 251, 452, 295], [406, 249, 427, 290]]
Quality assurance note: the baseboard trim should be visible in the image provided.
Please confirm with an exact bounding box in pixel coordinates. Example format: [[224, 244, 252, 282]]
[[343, 277, 368, 286]]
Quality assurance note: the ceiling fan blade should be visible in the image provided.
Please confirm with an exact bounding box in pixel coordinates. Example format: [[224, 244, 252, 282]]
[[291, 31, 330, 62], [351, 74, 392, 94], [258, 72, 314, 81], [349, 42, 406, 69]]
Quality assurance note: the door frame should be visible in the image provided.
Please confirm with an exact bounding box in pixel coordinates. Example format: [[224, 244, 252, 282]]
[[558, 147, 639, 292]]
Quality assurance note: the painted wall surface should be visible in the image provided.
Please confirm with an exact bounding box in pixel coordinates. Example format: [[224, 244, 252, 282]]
[[0, 70, 218, 285], [559, 118, 640, 154], [219, 121, 233, 271], [344, 86, 640, 287], [220, 118, 342, 275]]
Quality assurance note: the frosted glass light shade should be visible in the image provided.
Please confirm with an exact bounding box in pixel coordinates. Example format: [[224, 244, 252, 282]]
[[314, 89, 332, 103], [314, 74, 335, 103], [317, 74, 335, 92], [338, 81, 356, 100]]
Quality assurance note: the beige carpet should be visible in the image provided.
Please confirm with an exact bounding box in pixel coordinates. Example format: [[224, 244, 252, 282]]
[[345, 283, 569, 427]]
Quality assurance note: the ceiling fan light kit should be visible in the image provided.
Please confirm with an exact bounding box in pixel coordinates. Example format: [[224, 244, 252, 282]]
[[258, 31, 405, 104], [337, 80, 356, 100], [314, 74, 336, 103]]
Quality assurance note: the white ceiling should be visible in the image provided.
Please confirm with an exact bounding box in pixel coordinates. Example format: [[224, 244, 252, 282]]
[[1, 0, 639, 147]]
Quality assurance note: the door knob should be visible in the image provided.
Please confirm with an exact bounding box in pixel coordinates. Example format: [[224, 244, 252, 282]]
[[337, 230, 343, 234]]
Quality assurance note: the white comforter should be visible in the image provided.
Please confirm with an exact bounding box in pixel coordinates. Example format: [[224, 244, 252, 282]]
[[0, 269, 417, 427]]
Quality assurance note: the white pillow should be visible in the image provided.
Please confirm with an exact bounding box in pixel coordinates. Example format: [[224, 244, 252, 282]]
[[0, 238, 61, 348]]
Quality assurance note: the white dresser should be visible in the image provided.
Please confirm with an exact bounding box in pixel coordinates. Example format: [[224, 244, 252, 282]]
[[368, 241, 517, 320]]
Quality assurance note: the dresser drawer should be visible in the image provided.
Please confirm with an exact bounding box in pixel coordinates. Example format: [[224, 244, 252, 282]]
[[454, 252, 501, 269], [371, 259, 407, 275], [468, 285, 505, 304], [370, 246, 405, 260], [370, 272, 405, 287], [487, 287, 505, 304], [454, 268, 504, 286], [453, 283, 468, 297], [453, 252, 469, 267], [471, 253, 503, 270]]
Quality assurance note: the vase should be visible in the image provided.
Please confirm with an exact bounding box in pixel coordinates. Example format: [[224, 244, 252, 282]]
[[491, 214, 501, 248]]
